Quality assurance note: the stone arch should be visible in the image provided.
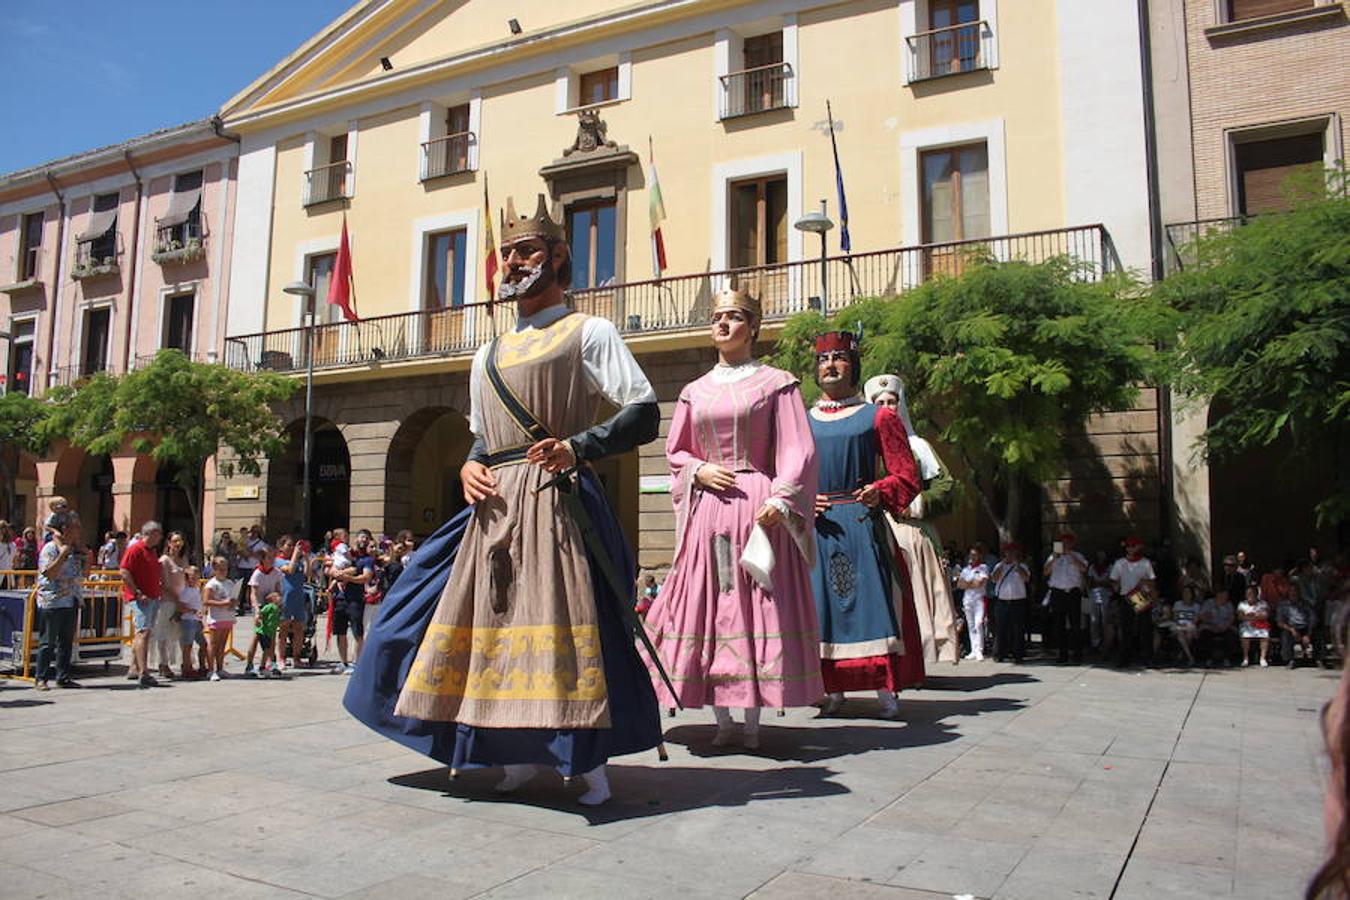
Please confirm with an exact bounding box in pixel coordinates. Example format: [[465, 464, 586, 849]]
[[266, 416, 351, 543], [384, 405, 473, 536]]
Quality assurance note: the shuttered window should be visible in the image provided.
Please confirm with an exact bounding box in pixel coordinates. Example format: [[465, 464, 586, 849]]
[[1235, 132, 1323, 215]]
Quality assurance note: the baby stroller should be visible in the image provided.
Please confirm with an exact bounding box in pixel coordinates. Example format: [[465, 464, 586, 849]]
[[298, 582, 321, 667]]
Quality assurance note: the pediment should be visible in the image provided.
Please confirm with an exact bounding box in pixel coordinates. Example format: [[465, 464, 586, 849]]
[[221, 0, 632, 120]]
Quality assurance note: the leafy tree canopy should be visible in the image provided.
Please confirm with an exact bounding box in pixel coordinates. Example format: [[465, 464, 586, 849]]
[[0, 391, 50, 457], [1157, 167, 1349, 524], [771, 255, 1166, 539]]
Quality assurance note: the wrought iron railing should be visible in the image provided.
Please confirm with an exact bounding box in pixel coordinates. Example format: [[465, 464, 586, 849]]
[[223, 224, 1116, 375], [1163, 215, 1248, 273], [421, 131, 475, 180], [719, 62, 793, 119], [152, 217, 206, 265], [304, 161, 351, 206], [906, 20, 992, 82]]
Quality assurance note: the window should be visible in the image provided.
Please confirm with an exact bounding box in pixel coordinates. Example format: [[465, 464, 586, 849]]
[[164, 293, 195, 353], [160, 171, 203, 248], [308, 253, 341, 323], [732, 32, 787, 117], [77, 193, 119, 266], [7, 319, 35, 395], [929, 0, 981, 75], [82, 308, 111, 376], [425, 229, 468, 308], [424, 104, 472, 179], [1234, 132, 1324, 215], [921, 143, 990, 244], [578, 67, 619, 106], [19, 212, 43, 281], [729, 176, 788, 269], [566, 202, 617, 290], [1227, 0, 1313, 21], [307, 135, 350, 204]]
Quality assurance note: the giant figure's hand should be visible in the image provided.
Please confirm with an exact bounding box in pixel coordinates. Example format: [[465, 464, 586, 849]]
[[526, 438, 576, 473], [461, 461, 498, 504], [695, 463, 736, 492], [756, 504, 785, 529], [856, 484, 881, 509]]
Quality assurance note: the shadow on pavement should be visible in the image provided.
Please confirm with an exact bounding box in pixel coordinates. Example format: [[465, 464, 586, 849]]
[[919, 671, 1040, 692], [390, 762, 849, 824], [0, 697, 54, 708]]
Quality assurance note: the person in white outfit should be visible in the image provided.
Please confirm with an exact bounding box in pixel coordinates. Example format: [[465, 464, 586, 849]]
[[956, 548, 990, 660]]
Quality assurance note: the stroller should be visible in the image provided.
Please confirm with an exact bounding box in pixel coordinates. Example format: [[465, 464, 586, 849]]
[[298, 583, 322, 667]]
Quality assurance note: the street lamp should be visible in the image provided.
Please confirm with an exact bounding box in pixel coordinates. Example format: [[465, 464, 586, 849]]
[[283, 279, 317, 542], [794, 199, 834, 313]]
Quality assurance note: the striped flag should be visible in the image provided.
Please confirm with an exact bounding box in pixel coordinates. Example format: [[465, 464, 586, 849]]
[[648, 138, 668, 277], [327, 214, 359, 322], [827, 100, 852, 254], [483, 174, 502, 303]]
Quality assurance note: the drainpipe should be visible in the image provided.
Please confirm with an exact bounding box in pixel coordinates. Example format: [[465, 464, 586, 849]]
[[211, 115, 241, 145], [42, 172, 65, 390], [1136, 0, 1173, 548], [122, 151, 144, 373]]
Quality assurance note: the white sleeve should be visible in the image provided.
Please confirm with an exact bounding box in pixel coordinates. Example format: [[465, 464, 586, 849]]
[[467, 343, 490, 437], [580, 316, 657, 407]]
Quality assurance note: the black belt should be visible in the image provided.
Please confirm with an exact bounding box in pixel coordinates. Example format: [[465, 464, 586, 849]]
[[484, 444, 531, 468]]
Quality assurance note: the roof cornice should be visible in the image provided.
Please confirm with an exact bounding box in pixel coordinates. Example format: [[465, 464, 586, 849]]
[[0, 119, 221, 190]]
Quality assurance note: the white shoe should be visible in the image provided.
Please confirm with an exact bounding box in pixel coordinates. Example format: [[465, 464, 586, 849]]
[[1260, 658, 1269, 668], [577, 765, 611, 806], [820, 693, 845, 716], [877, 690, 902, 720], [209, 671, 221, 682], [495, 764, 541, 793]]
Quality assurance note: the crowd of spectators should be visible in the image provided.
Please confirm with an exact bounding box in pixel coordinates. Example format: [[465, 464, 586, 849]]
[[9, 504, 418, 688], [943, 537, 1350, 670]]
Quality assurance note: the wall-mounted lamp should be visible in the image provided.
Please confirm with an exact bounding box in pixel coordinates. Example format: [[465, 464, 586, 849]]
[[508, 18, 522, 35], [379, 57, 393, 71]]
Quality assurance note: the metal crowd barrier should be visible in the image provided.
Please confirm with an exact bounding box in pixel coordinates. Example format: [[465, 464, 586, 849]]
[[1, 569, 130, 682]]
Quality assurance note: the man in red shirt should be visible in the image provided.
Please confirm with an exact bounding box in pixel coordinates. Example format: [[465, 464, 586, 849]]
[[120, 521, 164, 688]]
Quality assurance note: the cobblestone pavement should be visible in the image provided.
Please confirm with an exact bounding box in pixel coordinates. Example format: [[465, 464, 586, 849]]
[[0, 628, 1335, 899]]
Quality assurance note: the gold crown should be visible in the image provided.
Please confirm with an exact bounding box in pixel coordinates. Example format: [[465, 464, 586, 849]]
[[711, 286, 762, 320], [502, 194, 564, 244]]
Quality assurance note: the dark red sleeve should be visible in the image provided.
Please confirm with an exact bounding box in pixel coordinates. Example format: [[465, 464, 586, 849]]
[[872, 406, 921, 514]]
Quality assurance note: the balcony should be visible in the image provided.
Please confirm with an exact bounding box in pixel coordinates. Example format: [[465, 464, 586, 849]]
[[421, 131, 475, 181], [71, 241, 120, 281], [152, 220, 206, 266], [718, 62, 793, 119], [906, 21, 993, 82], [304, 161, 351, 206], [1163, 215, 1247, 274], [223, 224, 1117, 376]]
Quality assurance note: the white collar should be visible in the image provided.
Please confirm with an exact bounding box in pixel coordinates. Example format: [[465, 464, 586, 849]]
[[710, 359, 763, 384], [514, 303, 571, 332]]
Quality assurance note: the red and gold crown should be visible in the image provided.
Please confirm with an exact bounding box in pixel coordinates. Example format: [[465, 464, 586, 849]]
[[814, 331, 859, 354], [502, 194, 564, 244]]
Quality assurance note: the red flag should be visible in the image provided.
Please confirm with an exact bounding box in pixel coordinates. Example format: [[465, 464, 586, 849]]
[[327, 215, 359, 322], [483, 175, 501, 303]]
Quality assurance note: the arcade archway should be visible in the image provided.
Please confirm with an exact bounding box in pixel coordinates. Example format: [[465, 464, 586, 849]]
[[267, 418, 351, 544], [385, 407, 473, 537]]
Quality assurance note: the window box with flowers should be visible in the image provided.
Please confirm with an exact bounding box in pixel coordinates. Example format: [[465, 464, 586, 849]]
[[71, 256, 121, 280], [152, 235, 206, 266]]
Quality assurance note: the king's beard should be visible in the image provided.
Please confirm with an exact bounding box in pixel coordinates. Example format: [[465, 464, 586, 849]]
[[497, 261, 554, 302]]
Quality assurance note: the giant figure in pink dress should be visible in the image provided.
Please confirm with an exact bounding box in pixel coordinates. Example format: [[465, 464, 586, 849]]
[[643, 287, 823, 749]]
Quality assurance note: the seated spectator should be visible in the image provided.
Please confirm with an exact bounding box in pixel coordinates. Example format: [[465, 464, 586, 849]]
[[1237, 584, 1270, 668], [1197, 589, 1240, 667], [1171, 585, 1202, 667], [1279, 588, 1317, 669]]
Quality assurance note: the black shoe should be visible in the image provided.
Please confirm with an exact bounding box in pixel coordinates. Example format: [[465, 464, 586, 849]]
[[56, 679, 82, 689], [139, 674, 158, 688]]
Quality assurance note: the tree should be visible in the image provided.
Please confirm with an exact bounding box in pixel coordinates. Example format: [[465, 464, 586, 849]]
[[1157, 168, 1349, 526], [772, 255, 1165, 542], [43, 351, 298, 560], [0, 391, 50, 521]]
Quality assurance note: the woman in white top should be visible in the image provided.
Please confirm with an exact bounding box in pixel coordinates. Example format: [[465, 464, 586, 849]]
[[1238, 584, 1270, 668]]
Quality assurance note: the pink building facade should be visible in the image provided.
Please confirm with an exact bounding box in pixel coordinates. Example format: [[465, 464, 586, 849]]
[[0, 120, 238, 547]]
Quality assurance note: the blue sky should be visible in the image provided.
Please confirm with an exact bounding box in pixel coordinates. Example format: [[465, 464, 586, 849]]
[[0, 0, 351, 174]]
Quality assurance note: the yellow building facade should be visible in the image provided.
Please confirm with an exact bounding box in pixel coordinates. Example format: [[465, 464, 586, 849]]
[[215, 0, 1159, 568]]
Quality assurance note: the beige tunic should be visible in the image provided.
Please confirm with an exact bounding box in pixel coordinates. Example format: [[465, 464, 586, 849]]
[[394, 312, 610, 729]]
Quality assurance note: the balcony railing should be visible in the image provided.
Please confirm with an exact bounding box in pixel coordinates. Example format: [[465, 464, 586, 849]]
[[421, 131, 475, 181], [153, 218, 206, 265], [304, 161, 351, 206], [906, 21, 992, 82], [1163, 215, 1248, 273], [224, 224, 1116, 376], [719, 62, 793, 119], [72, 239, 120, 280]]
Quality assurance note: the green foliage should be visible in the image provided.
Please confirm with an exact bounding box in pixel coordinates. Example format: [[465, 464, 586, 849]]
[[0, 391, 50, 457], [772, 255, 1164, 536], [1158, 166, 1350, 524]]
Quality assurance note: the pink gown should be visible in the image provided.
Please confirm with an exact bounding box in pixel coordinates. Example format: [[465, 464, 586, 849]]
[[643, 364, 823, 709]]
